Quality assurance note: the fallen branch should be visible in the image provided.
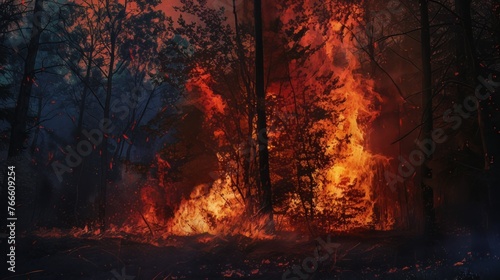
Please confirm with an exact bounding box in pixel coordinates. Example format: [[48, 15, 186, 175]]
[[137, 209, 155, 237]]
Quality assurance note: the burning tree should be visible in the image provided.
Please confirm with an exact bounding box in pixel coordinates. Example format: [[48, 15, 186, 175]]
[[135, 0, 386, 236], [150, 0, 273, 235]]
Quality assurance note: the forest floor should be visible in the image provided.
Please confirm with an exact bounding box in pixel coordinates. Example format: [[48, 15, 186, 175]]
[[3, 229, 500, 280]]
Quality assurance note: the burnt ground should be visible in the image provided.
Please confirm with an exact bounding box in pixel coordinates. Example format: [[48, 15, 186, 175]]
[[2, 230, 500, 280]]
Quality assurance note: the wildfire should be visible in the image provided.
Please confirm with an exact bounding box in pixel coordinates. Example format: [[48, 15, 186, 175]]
[[168, 176, 272, 238], [123, 1, 392, 238], [277, 1, 391, 230], [184, 67, 226, 118], [319, 15, 386, 228]]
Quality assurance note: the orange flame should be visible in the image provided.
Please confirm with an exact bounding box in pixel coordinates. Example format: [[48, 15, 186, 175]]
[[122, 2, 393, 238]]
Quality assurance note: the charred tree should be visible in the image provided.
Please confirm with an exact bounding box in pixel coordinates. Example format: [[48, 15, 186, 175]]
[[455, 0, 489, 169], [7, 0, 44, 158], [455, 0, 491, 254], [254, 0, 274, 232], [419, 0, 436, 239]]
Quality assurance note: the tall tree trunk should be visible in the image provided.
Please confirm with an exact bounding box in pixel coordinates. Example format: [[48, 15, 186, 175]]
[[98, 39, 115, 231], [419, 0, 435, 238], [1, 0, 44, 243], [455, 0, 491, 254], [489, 0, 500, 233], [7, 0, 44, 158], [254, 0, 274, 232], [455, 0, 489, 169]]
